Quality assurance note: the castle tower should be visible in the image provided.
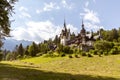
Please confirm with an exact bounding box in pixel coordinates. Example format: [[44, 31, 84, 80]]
[[80, 20, 86, 45], [80, 20, 86, 37], [60, 19, 71, 46]]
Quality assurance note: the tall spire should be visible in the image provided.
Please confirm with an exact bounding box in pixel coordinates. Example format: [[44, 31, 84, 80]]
[[82, 19, 84, 29], [64, 18, 67, 31], [80, 19, 86, 36]]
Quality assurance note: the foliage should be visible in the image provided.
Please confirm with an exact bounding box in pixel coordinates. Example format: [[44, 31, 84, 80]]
[[81, 51, 87, 56], [18, 43, 24, 57], [87, 53, 93, 57], [62, 46, 73, 54], [24, 49, 29, 56], [109, 47, 119, 55], [74, 54, 79, 58], [0, 0, 17, 49], [0, 52, 3, 61], [0, 0, 17, 34], [5, 52, 13, 61], [53, 35, 60, 45], [101, 28, 119, 41], [38, 43, 50, 54], [28, 42, 39, 57], [68, 55, 73, 58], [60, 53, 66, 57], [70, 32, 76, 40], [94, 40, 114, 53]]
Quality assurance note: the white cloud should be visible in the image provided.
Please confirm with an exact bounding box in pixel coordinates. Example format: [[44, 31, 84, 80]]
[[67, 24, 78, 34], [18, 6, 31, 18], [36, 9, 42, 14], [43, 2, 60, 12], [80, 5, 103, 31], [93, 0, 96, 3], [19, 6, 28, 12], [11, 21, 78, 43], [19, 12, 31, 18], [61, 0, 74, 10], [85, 1, 89, 7], [84, 22, 104, 31], [80, 8, 100, 24], [36, 1, 74, 14], [11, 21, 61, 43]]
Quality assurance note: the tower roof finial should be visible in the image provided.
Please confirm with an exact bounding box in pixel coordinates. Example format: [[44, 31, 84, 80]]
[[63, 16, 67, 31], [82, 19, 84, 28], [64, 16, 66, 28]]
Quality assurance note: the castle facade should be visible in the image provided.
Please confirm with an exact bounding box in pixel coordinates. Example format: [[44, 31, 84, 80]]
[[60, 20, 101, 51]]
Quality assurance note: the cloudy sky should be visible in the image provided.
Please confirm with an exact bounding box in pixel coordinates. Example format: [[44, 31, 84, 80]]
[[10, 0, 120, 43]]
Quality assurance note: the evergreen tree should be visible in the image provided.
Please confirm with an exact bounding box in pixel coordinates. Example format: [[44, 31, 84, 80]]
[[24, 45, 29, 56], [54, 35, 59, 45], [18, 43, 24, 57], [39, 43, 50, 54], [71, 32, 75, 40], [0, 0, 17, 49], [28, 42, 39, 57], [24, 49, 29, 56], [111, 28, 119, 41]]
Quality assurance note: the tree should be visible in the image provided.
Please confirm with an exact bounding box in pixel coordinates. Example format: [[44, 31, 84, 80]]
[[53, 35, 59, 45], [39, 43, 50, 54], [0, 52, 3, 61], [0, 0, 17, 49], [71, 32, 75, 40], [28, 42, 39, 57], [101, 28, 119, 41], [94, 40, 114, 54], [24, 45, 29, 56], [18, 43, 24, 57]]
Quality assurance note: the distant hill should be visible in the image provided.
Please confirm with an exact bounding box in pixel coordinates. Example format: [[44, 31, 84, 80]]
[[2, 39, 32, 51]]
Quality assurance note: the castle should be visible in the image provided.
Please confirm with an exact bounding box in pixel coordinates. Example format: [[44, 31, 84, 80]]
[[60, 19, 101, 51]]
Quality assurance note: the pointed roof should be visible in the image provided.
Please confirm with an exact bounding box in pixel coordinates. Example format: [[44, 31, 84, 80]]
[[63, 18, 67, 32], [80, 19, 86, 35], [82, 19, 84, 29]]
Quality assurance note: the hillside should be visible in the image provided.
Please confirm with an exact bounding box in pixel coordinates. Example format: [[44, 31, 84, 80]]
[[0, 55, 120, 80]]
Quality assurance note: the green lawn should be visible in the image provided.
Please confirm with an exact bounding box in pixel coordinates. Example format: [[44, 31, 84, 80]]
[[0, 55, 120, 80]]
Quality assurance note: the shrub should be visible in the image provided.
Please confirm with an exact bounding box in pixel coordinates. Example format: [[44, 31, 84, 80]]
[[87, 53, 93, 57], [94, 41, 114, 53], [103, 51, 108, 56], [74, 54, 79, 58], [63, 46, 70, 54], [81, 52, 87, 56], [68, 55, 73, 58], [6, 53, 13, 61], [109, 48, 118, 55], [43, 53, 53, 57], [60, 54, 66, 57], [36, 53, 43, 57]]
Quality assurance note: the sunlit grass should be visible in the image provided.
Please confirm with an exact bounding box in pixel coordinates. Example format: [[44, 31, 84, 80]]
[[0, 54, 120, 80], [21, 56, 65, 64]]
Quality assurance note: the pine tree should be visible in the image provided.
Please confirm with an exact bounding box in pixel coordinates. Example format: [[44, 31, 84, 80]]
[[18, 43, 24, 57], [28, 42, 39, 57], [0, 0, 17, 49], [71, 32, 75, 40]]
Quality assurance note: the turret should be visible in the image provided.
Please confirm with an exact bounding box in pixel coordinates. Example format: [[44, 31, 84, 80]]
[[80, 20, 86, 37], [63, 18, 67, 32]]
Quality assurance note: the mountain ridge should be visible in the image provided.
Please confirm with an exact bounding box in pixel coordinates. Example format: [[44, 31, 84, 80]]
[[2, 39, 32, 51]]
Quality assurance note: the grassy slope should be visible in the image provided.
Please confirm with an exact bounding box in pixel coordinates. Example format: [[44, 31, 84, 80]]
[[0, 55, 120, 80]]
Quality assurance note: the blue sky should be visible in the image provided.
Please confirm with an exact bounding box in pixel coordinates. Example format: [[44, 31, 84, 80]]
[[10, 0, 120, 43]]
